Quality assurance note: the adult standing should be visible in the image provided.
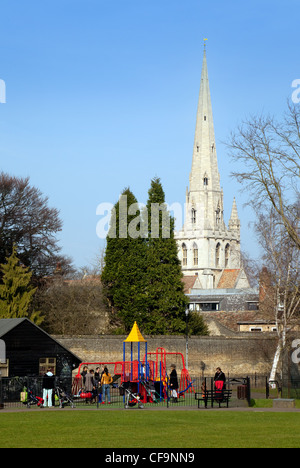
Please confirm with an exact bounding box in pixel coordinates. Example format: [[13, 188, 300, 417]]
[[214, 367, 226, 390], [101, 367, 113, 404], [81, 366, 88, 387], [85, 369, 95, 393], [84, 369, 97, 403], [94, 367, 101, 386], [42, 368, 55, 407], [169, 364, 179, 402]]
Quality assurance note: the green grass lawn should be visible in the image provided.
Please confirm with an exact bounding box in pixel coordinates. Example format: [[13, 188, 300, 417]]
[[1, 410, 300, 448]]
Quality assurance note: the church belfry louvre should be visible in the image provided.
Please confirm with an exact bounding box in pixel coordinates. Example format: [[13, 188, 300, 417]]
[[175, 46, 250, 291]]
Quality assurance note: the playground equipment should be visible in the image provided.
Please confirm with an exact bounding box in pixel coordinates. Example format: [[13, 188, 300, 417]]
[[75, 322, 195, 407]]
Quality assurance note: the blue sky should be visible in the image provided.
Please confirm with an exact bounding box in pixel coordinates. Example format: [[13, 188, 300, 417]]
[[0, 0, 299, 269]]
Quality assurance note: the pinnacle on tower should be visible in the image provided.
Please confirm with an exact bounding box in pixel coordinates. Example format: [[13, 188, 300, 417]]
[[229, 197, 241, 232]]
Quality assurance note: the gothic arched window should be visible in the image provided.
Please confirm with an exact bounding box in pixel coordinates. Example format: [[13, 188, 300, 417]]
[[193, 242, 198, 266], [225, 243, 230, 268], [216, 243, 221, 268], [182, 243, 187, 266]]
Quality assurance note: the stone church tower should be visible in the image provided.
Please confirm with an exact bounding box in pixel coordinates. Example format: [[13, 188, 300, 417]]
[[175, 47, 249, 290]]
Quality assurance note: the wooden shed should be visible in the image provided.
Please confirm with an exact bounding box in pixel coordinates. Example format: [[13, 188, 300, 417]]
[[0, 318, 81, 378]]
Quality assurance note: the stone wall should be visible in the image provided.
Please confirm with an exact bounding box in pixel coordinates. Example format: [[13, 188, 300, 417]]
[[201, 311, 265, 333], [54, 333, 277, 377]]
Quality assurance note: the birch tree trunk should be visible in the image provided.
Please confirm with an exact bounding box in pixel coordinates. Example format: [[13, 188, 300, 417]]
[[269, 342, 281, 382]]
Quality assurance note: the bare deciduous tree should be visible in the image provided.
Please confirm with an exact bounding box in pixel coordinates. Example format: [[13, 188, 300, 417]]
[[36, 276, 109, 335], [0, 172, 74, 278], [227, 102, 300, 250], [228, 102, 300, 381], [255, 209, 300, 381]]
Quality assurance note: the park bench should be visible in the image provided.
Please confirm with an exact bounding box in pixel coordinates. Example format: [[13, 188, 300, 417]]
[[195, 389, 232, 409]]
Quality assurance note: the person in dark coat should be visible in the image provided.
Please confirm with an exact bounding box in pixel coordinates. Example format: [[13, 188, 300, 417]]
[[169, 364, 179, 402], [81, 366, 88, 386], [214, 367, 226, 390]]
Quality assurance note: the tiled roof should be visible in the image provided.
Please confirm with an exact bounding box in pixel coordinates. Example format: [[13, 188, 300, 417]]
[[217, 269, 241, 289], [182, 276, 199, 294]]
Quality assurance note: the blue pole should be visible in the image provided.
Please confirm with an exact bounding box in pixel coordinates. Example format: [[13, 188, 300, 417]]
[[123, 340, 126, 404], [138, 342, 140, 393], [145, 342, 148, 380], [131, 342, 133, 381]]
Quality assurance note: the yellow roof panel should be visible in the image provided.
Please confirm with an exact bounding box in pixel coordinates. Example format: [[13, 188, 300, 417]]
[[124, 321, 146, 342]]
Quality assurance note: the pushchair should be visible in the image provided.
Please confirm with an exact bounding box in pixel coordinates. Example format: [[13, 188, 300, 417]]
[[79, 387, 98, 404], [22, 388, 44, 409], [121, 383, 144, 409], [140, 380, 159, 403], [55, 386, 75, 408], [214, 380, 225, 402]]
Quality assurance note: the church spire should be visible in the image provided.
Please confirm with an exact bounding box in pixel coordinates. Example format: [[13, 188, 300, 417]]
[[189, 46, 221, 194], [175, 46, 245, 285]]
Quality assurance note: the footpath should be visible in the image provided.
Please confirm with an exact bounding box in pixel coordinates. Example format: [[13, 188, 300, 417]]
[[1, 405, 300, 413]]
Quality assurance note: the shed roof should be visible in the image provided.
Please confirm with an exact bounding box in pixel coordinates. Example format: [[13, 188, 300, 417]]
[[0, 318, 27, 338], [0, 318, 82, 362]]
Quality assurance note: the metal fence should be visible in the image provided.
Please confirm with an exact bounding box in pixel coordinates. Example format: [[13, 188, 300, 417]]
[[0, 375, 258, 410], [266, 377, 300, 400], [2, 373, 300, 410]]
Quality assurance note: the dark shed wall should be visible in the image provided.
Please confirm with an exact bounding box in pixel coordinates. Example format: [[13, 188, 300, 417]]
[[3, 320, 81, 377]]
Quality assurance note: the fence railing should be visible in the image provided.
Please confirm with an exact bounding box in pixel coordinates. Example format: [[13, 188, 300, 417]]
[[1, 374, 299, 410], [0, 375, 250, 409]]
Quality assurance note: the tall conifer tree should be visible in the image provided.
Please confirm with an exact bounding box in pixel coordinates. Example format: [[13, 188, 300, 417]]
[[144, 177, 188, 334], [102, 188, 147, 331], [102, 180, 207, 335], [0, 245, 42, 323]]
